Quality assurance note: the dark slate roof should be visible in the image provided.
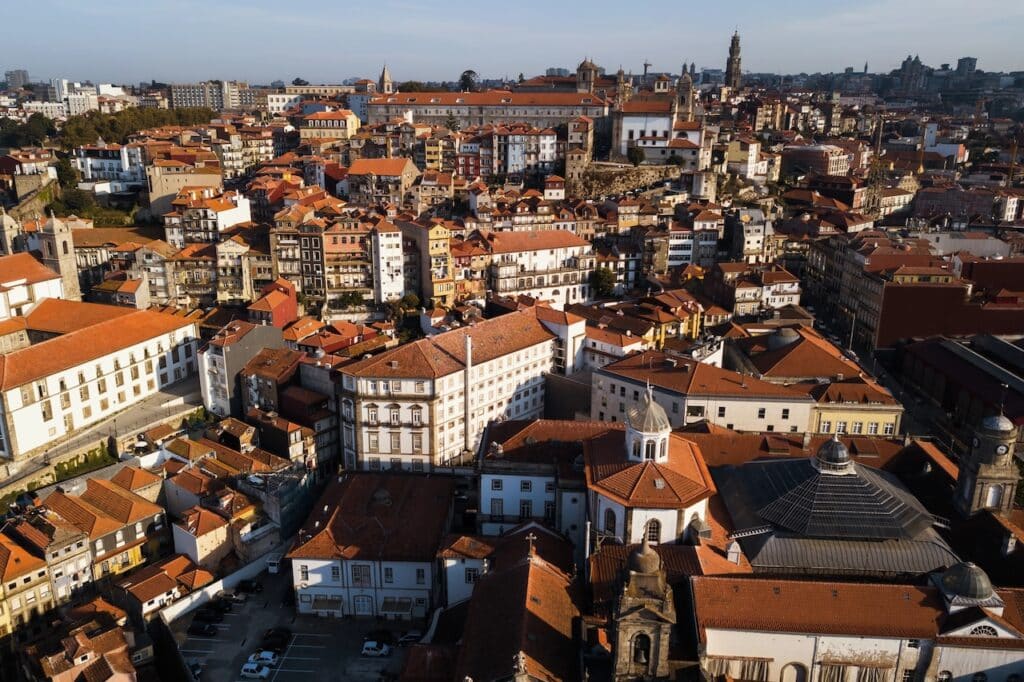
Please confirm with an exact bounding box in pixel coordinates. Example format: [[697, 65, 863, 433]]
[[713, 456, 960, 577]]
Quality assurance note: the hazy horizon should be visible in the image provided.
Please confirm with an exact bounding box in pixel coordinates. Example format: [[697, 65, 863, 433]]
[[5, 0, 1024, 85]]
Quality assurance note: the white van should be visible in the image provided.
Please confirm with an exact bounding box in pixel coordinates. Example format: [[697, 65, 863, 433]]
[[266, 553, 283, 574]]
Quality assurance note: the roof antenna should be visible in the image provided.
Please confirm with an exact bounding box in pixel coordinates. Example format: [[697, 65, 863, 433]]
[[999, 382, 1009, 417]]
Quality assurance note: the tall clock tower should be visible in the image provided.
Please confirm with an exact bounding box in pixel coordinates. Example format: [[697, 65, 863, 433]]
[[955, 414, 1019, 517]]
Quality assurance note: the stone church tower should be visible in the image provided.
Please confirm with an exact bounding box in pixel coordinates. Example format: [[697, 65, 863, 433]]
[[378, 64, 393, 95], [612, 538, 676, 681], [0, 207, 22, 256], [576, 58, 599, 94], [725, 31, 742, 90], [955, 414, 1019, 517], [38, 212, 81, 301]]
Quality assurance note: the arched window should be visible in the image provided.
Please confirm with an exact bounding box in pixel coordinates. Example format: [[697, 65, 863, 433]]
[[645, 519, 661, 544], [984, 484, 1004, 509], [62, 240, 69, 256], [659, 439, 667, 460], [604, 509, 616, 535], [632, 633, 650, 664], [645, 440, 656, 460], [969, 625, 998, 637], [632, 439, 641, 459]]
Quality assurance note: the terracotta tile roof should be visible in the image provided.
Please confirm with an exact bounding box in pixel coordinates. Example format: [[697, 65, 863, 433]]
[[109, 466, 162, 493], [454, 553, 579, 682], [589, 543, 700, 615], [347, 157, 416, 176], [585, 431, 715, 508], [23, 298, 134, 334], [599, 350, 810, 400], [42, 491, 122, 540], [0, 530, 46, 581], [241, 347, 304, 383], [693, 576, 945, 640], [621, 97, 674, 113], [0, 253, 61, 287], [79, 479, 163, 524], [288, 473, 454, 562], [437, 534, 496, 560], [800, 376, 900, 405], [737, 327, 863, 380], [478, 229, 589, 253], [343, 308, 554, 379], [176, 506, 227, 537], [0, 307, 195, 390], [372, 90, 606, 107]]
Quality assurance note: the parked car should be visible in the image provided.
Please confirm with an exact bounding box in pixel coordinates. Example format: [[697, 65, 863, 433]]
[[363, 629, 396, 645], [247, 651, 280, 667], [397, 630, 423, 647], [207, 597, 232, 613], [192, 608, 223, 623], [361, 641, 392, 657], [187, 622, 217, 637], [260, 627, 292, 653], [237, 579, 263, 594], [240, 663, 271, 679], [217, 590, 247, 604]]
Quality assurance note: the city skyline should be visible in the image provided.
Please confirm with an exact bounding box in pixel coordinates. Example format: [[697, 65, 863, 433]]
[[5, 0, 1024, 85]]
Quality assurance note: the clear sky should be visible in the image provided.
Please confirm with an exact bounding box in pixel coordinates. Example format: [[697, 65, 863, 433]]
[[5, 0, 1023, 85]]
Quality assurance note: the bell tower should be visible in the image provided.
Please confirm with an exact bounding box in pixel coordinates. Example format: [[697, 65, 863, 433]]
[[625, 386, 671, 463], [612, 538, 676, 681], [955, 414, 1019, 517], [38, 211, 81, 301]]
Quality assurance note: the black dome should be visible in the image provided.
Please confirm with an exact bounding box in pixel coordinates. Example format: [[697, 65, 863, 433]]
[[941, 562, 994, 601], [816, 436, 851, 470]]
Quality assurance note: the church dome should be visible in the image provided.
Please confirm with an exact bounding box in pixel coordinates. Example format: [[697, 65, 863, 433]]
[[816, 436, 851, 472], [982, 414, 1015, 433], [627, 388, 671, 434], [767, 327, 800, 351], [628, 537, 661, 574], [941, 562, 994, 601]]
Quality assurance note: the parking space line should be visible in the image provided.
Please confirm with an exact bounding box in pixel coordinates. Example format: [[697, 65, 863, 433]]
[[292, 633, 331, 638], [279, 656, 319, 661], [275, 668, 316, 673], [286, 644, 326, 649]]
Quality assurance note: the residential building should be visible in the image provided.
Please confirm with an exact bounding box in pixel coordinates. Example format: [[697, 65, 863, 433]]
[[172, 507, 230, 571], [591, 350, 815, 433], [338, 308, 562, 470], [299, 110, 360, 140], [144, 160, 222, 217], [169, 80, 255, 110], [239, 347, 304, 415], [0, 253, 64, 321], [72, 143, 145, 187], [346, 158, 420, 207], [0, 531, 54, 640], [287, 472, 455, 619], [114, 554, 213, 623], [479, 230, 596, 306], [397, 218, 455, 307], [198, 320, 284, 418], [163, 187, 251, 248], [5, 509, 92, 604], [44, 478, 166, 581]]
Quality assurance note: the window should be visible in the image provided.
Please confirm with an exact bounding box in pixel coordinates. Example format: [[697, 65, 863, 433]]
[[384, 567, 394, 584], [686, 405, 704, 418], [969, 625, 998, 637], [352, 564, 371, 587], [330, 565, 340, 582], [604, 509, 616, 535], [757, 407, 766, 419], [491, 479, 503, 491], [389, 433, 400, 451], [368, 433, 379, 452], [416, 568, 425, 585], [520, 480, 532, 492], [367, 406, 378, 422], [299, 565, 309, 581], [465, 568, 479, 583], [851, 421, 863, 434], [490, 499, 503, 516], [41, 400, 53, 421], [412, 434, 422, 452], [884, 423, 895, 435], [544, 501, 556, 521], [781, 408, 790, 419], [821, 420, 832, 433], [390, 408, 400, 423], [519, 500, 532, 519], [718, 406, 726, 418], [645, 519, 661, 544]]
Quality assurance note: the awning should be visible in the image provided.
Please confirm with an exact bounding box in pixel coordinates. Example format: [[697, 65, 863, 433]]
[[312, 596, 343, 611], [380, 597, 413, 614]]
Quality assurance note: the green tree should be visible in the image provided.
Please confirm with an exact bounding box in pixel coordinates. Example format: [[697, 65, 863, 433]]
[[518, 73, 525, 83], [56, 188, 95, 213], [459, 70, 479, 92], [666, 154, 684, 166], [55, 157, 78, 188], [589, 267, 617, 298], [400, 293, 420, 309], [444, 112, 460, 132], [398, 81, 434, 92], [627, 146, 645, 167], [292, 77, 310, 86]]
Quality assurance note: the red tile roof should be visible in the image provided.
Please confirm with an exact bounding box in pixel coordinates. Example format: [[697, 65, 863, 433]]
[[0, 253, 61, 287]]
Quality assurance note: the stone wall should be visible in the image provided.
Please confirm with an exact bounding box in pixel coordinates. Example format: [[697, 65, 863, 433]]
[[570, 162, 682, 198], [9, 179, 59, 221]]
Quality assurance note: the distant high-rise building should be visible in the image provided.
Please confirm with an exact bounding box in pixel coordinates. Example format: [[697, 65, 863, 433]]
[[5, 69, 29, 90], [546, 67, 571, 77], [725, 31, 742, 89], [169, 80, 254, 110]]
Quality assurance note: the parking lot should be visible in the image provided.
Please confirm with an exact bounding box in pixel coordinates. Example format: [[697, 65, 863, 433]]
[[172, 567, 411, 681]]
